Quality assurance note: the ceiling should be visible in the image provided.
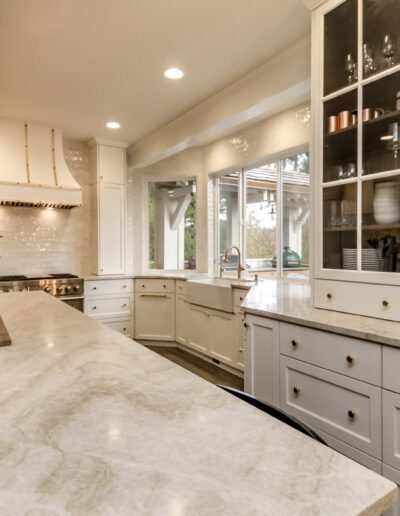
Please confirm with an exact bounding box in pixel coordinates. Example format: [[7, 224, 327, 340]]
[[0, 0, 310, 144]]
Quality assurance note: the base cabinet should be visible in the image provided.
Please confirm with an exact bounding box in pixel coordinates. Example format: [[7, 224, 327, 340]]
[[244, 315, 279, 405], [209, 310, 236, 366], [187, 304, 210, 354], [176, 294, 189, 346], [383, 390, 400, 472], [135, 293, 175, 341]]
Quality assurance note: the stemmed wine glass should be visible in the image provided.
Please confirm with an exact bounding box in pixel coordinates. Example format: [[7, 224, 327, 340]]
[[382, 34, 397, 68], [345, 54, 357, 84]]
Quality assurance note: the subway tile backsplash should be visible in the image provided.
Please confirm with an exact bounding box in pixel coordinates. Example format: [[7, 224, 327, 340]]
[[0, 141, 93, 276]]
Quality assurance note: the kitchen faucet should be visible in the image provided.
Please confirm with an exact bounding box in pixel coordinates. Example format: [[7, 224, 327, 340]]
[[220, 246, 245, 279]]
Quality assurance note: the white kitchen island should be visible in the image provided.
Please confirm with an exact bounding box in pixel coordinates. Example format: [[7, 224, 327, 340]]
[[0, 291, 396, 515]]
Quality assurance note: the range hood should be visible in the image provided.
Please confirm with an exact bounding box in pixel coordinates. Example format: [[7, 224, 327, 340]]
[[0, 119, 82, 208]]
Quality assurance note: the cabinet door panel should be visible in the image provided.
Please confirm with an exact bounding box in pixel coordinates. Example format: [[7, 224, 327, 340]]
[[98, 145, 125, 184], [99, 184, 125, 275], [244, 315, 280, 405], [209, 309, 236, 366], [383, 347, 400, 394], [383, 390, 400, 472], [187, 305, 209, 354], [134, 293, 175, 341], [280, 356, 382, 459], [176, 295, 189, 346], [234, 309, 245, 371]]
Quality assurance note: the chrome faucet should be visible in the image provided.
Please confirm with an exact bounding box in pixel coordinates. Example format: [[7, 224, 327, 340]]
[[221, 246, 245, 279]]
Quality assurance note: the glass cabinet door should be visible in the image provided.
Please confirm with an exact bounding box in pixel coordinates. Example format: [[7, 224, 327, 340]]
[[324, 0, 358, 96], [363, 0, 400, 80]]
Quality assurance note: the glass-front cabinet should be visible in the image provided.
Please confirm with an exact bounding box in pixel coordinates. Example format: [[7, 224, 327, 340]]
[[311, 0, 400, 320]]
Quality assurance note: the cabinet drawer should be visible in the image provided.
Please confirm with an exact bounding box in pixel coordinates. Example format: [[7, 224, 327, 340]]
[[280, 322, 381, 385], [383, 390, 400, 472], [86, 279, 133, 296], [233, 288, 248, 307], [176, 280, 187, 296], [314, 279, 400, 322], [103, 319, 133, 338], [280, 356, 382, 458], [86, 296, 132, 318], [383, 347, 400, 393], [135, 279, 175, 293]]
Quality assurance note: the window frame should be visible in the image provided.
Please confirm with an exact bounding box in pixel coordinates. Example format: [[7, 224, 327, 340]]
[[213, 148, 309, 280]]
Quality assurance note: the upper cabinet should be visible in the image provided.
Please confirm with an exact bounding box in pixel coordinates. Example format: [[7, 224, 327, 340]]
[[310, 0, 400, 320], [90, 139, 127, 185]]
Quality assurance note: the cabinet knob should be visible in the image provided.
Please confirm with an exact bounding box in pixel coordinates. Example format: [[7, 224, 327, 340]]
[[382, 300, 389, 307], [327, 292, 333, 300], [239, 348, 245, 353], [122, 285, 127, 289], [92, 286, 97, 290], [243, 322, 249, 328], [123, 327, 127, 331], [92, 306, 97, 310], [100, 269, 104, 272], [142, 284, 145, 288], [122, 303, 127, 307], [291, 339, 298, 348], [346, 355, 354, 365], [347, 410, 356, 419], [163, 284, 166, 288], [240, 297, 244, 301], [293, 387, 300, 395]]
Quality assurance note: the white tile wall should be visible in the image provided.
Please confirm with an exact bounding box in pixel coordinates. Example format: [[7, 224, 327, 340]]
[[0, 140, 93, 276]]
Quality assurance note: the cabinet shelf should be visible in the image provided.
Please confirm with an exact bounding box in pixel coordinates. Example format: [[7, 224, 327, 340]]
[[325, 223, 400, 232]]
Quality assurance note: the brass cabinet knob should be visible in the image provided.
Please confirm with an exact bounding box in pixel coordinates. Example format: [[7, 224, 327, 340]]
[[93, 306, 97, 310], [123, 327, 127, 331], [382, 300, 389, 307], [163, 284, 167, 288], [243, 322, 249, 328], [327, 292, 333, 300], [293, 387, 300, 395], [346, 355, 354, 364], [347, 409, 356, 419], [142, 284, 145, 288], [239, 348, 245, 353], [291, 339, 298, 348]]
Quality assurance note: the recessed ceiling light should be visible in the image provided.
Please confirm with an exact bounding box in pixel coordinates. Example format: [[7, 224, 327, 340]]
[[106, 121, 120, 129], [164, 68, 184, 80]]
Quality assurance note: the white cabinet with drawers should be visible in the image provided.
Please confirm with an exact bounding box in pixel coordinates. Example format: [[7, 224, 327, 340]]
[[84, 278, 134, 338]]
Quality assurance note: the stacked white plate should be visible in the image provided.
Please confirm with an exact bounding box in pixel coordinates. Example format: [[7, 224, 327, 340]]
[[373, 182, 400, 225], [342, 248, 384, 271]]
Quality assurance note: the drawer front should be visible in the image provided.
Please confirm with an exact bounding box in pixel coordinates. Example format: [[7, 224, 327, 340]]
[[233, 288, 248, 307], [280, 322, 381, 385], [383, 347, 400, 393], [135, 279, 175, 293], [383, 390, 400, 472], [314, 279, 400, 321], [104, 319, 133, 338], [87, 296, 132, 318], [86, 279, 133, 296], [176, 280, 187, 296], [280, 356, 382, 458]]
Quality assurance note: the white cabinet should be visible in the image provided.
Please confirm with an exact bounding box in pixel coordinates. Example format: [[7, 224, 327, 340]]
[[244, 314, 279, 405], [233, 308, 245, 371], [84, 278, 134, 338], [176, 294, 189, 346], [209, 309, 236, 367], [187, 304, 210, 354], [280, 356, 382, 459], [383, 390, 400, 472], [89, 139, 128, 276], [383, 346, 400, 393], [96, 183, 125, 275], [383, 465, 400, 516], [135, 292, 175, 341]]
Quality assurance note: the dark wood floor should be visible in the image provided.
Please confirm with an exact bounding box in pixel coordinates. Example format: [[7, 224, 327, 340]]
[[147, 345, 244, 390]]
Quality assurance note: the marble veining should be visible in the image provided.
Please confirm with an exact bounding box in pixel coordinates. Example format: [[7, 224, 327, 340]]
[[242, 279, 400, 348], [0, 291, 396, 515]]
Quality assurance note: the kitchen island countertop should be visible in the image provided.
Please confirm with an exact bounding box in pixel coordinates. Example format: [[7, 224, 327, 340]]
[[0, 291, 396, 515]]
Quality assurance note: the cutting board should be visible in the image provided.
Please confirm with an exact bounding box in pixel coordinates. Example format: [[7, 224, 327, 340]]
[[0, 316, 11, 346]]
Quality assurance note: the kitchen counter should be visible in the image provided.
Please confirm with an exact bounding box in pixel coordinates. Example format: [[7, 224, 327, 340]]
[[242, 279, 400, 348], [0, 291, 396, 515]]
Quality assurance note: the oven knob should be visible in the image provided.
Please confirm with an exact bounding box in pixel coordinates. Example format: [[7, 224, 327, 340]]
[[73, 285, 80, 292], [57, 286, 64, 293], [44, 287, 51, 293], [65, 285, 72, 293]]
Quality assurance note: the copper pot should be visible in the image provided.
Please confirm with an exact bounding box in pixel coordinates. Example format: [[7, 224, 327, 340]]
[[362, 108, 372, 122], [328, 115, 338, 133], [339, 111, 351, 129]]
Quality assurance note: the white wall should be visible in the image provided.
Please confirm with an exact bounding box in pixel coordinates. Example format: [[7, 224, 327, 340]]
[[0, 140, 93, 276], [130, 102, 310, 274]]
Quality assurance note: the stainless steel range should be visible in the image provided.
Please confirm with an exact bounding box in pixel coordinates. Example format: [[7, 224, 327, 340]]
[[0, 274, 84, 312]]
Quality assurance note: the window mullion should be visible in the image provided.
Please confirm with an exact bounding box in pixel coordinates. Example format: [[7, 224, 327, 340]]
[[276, 162, 283, 279]]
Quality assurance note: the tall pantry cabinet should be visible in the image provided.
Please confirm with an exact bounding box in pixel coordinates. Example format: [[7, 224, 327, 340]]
[[89, 138, 129, 275], [306, 0, 400, 322]]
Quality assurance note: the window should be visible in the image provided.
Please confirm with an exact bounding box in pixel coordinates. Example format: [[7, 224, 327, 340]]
[[215, 152, 309, 280], [148, 180, 196, 270]]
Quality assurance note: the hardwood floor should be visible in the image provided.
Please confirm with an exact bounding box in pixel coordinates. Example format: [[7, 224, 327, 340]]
[[147, 345, 244, 390]]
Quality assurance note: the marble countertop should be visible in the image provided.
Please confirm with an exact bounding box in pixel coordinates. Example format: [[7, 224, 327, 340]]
[[0, 291, 396, 515], [242, 279, 400, 348]]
